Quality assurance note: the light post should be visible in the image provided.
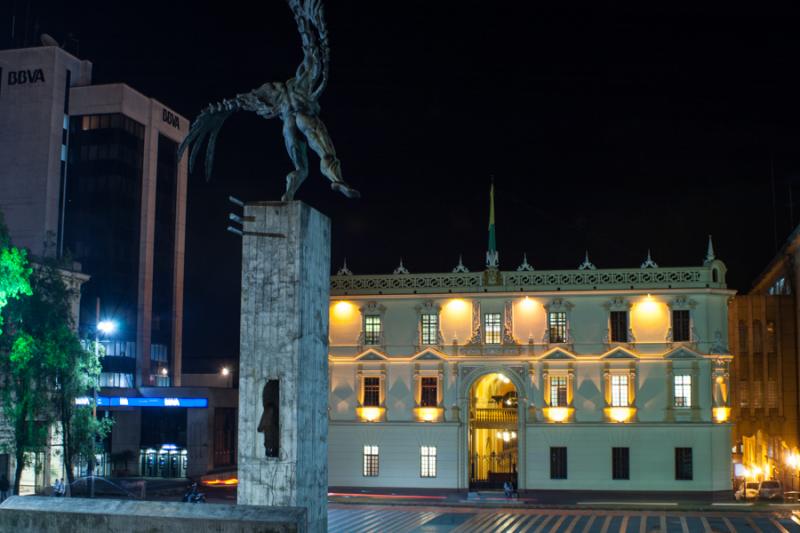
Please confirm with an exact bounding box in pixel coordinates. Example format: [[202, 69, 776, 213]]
[[91, 317, 116, 498]]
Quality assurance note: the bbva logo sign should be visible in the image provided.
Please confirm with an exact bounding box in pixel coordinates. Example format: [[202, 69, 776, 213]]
[[8, 68, 46, 85]]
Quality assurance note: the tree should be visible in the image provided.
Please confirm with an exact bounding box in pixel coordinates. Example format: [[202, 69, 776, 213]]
[[0, 218, 110, 494], [0, 212, 32, 333]]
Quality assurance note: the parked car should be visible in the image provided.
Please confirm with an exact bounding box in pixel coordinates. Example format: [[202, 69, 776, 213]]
[[735, 482, 760, 500], [758, 480, 783, 500]]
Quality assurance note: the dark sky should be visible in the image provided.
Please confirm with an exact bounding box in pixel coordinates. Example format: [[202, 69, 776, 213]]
[[7, 2, 800, 365]]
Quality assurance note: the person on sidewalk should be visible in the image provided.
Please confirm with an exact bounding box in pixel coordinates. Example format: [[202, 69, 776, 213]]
[[0, 474, 9, 502], [503, 480, 513, 498]]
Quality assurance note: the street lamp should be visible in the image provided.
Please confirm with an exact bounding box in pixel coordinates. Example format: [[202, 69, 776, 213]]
[[221, 367, 230, 377], [90, 318, 117, 498]]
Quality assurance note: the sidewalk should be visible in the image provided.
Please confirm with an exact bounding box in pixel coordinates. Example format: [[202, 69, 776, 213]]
[[327, 489, 800, 513]]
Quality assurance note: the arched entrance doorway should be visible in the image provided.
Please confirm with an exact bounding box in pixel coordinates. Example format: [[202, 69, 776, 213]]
[[469, 372, 519, 490]]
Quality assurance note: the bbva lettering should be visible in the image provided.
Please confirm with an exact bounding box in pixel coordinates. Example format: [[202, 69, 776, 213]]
[[8, 69, 46, 85], [162, 109, 180, 129]]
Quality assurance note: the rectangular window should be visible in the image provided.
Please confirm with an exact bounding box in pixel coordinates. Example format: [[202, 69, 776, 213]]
[[675, 448, 693, 480], [611, 375, 629, 407], [363, 377, 380, 407], [485, 313, 502, 344], [550, 447, 567, 479], [420, 377, 438, 407], [673, 375, 691, 407], [550, 376, 568, 407], [612, 447, 630, 480], [610, 311, 628, 343], [420, 446, 437, 477], [363, 445, 379, 476], [548, 312, 567, 343], [364, 315, 382, 345], [421, 314, 439, 345], [672, 310, 691, 342]]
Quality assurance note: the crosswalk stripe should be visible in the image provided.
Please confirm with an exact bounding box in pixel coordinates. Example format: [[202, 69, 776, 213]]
[[680, 515, 689, 533], [518, 513, 543, 533], [565, 515, 583, 533], [533, 514, 554, 533], [769, 517, 791, 533], [599, 514, 613, 533], [620, 515, 629, 533], [721, 516, 736, 533], [581, 514, 597, 533], [747, 516, 765, 533], [699, 516, 712, 533]]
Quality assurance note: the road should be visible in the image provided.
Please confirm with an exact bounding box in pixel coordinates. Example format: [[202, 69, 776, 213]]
[[328, 504, 800, 532]]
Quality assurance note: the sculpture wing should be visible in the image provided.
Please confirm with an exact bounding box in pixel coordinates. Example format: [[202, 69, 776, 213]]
[[288, 0, 330, 99], [177, 105, 235, 181]]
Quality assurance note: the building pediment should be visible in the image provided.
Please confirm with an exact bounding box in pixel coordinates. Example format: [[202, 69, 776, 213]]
[[355, 348, 388, 361], [411, 349, 446, 361], [600, 346, 639, 360], [539, 348, 577, 360], [664, 346, 702, 360]]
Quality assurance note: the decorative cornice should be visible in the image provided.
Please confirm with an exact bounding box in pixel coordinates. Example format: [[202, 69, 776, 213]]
[[336, 258, 353, 276], [331, 265, 726, 295], [393, 259, 410, 275]]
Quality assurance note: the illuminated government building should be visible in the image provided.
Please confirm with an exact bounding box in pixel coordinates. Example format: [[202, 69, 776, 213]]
[[327, 202, 734, 494]]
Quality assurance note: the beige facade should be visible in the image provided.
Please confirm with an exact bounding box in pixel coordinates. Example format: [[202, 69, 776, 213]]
[[729, 224, 800, 490], [328, 255, 734, 493]]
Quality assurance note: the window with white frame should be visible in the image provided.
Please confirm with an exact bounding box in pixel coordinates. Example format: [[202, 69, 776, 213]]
[[548, 312, 568, 343], [611, 374, 629, 407], [421, 314, 439, 345], [550, 375, 568, 407], [363, 445, 379, 476], [484, 313, 501, 344], [673, 374, 691, 407], [364, 315, 382, 345], [420, 446, 437, 477]]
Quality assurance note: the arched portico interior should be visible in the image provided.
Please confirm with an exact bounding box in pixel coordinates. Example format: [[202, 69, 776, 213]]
[[467, 371, 522, 490]]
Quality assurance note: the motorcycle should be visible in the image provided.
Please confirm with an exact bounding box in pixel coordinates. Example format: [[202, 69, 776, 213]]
[[182, 482, 207, 503]]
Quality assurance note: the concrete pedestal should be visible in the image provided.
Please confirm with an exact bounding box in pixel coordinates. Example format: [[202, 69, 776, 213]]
[[238, 201, 330, 533]]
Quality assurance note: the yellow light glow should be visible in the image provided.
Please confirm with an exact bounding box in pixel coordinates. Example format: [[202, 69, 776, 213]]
[[519, 296, 537, 312], [498, 374, 510, 384], [414, 407, 442, 423], [609, 407, 633, 423], [715, 376, 725, 384], [445, 299, 468, 313], [332, 301, 355, 321], [357, 407, 383, 422], [713, 407, 730, 423], [637, 295, 660, 314], [741, 467, 750, 478], [545, 407, 570, 423], [752, 465, 762, 476]]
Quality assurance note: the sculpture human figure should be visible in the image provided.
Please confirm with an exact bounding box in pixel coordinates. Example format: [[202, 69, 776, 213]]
[[257, 381, 279, 457], [178, 0, 359, 202]]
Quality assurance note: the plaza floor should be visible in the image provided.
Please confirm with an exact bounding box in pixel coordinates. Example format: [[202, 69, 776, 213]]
[[328, 504, 800, 532]]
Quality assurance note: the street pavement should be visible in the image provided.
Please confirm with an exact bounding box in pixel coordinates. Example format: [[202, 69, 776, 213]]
[[328, 504, 800, 532]]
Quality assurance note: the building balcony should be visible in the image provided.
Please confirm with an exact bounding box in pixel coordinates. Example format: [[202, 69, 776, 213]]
[[356, 406, 385, 423], [413, 406, 444, 423], [604, 406, 637, 423], [471, 408, 517, 427]]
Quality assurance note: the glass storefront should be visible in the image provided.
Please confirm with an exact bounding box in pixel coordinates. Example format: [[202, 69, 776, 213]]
[[139, 445, 187, 478]]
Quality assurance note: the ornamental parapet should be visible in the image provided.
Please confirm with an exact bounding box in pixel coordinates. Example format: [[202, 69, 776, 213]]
[[331, 265, 726, 295]]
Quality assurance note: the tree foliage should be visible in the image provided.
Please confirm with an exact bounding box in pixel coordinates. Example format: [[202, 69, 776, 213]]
[[0, 213, 32, 334], [0, 219, 110, 493]]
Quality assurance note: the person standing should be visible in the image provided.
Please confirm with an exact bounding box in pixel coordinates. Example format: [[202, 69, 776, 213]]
[[0, 473, 10, 502]]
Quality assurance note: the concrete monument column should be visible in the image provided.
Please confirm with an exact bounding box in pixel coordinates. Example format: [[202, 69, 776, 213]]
[[238, 201, 329, 533]]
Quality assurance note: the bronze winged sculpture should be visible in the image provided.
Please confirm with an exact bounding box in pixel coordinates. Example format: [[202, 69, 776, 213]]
[[177, 0, 359, 201]]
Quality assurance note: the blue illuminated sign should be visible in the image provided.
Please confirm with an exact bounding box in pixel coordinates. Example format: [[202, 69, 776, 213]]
[[75, 396, 208, 408]]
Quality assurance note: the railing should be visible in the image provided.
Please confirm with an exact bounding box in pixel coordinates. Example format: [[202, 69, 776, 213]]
[[331, 265, 725, 294], [470, 453, 517, 485], [472, 408, 517, 424]]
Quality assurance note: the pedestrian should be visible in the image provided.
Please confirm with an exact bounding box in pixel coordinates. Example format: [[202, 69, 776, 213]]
[[0, 474, 9, 502], [503, 480, 512, 498], [52, 478, 64, 497]]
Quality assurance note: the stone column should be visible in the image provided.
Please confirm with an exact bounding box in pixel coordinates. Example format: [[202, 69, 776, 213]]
[[238, 201, 329, 533]]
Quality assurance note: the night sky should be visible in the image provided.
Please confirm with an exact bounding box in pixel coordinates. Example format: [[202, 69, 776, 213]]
[[6, 3, 800, 366]]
